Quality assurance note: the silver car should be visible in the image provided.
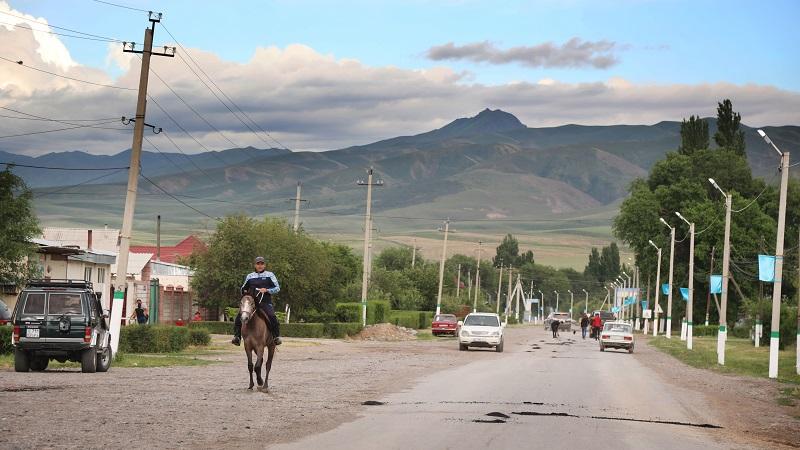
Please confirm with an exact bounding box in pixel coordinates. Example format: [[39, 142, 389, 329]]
[[599, 321, 634, 353]]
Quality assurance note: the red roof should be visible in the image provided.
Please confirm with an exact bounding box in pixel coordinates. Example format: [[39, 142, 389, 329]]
[[130, 235, 206, 264]]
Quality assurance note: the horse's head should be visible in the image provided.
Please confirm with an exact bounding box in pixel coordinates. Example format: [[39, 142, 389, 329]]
[[240, 295, 256, 324]]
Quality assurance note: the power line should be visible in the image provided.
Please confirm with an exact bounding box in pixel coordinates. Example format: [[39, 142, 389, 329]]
[[142, 136, 192, 176], [139, 172, 221, 221], [732, 173, 778, 213], [0, 106, 122, 128], [0, 20, 122, 42], [91, 0, 151, 13], [0, 10, 123, 42], [1, 162, 128, 171], [0, 113, 119, 122], [32, 168, 127, 198], [0, 119, 125, 139], [0, 55, 136, 90]]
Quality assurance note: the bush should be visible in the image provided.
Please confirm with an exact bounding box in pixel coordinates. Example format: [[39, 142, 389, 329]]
[[300, 309, 335, 323], [323, 322, 363, 338], [731, 324, 751, 339], [283, 323, 325, 338], [387, 310, 420, 329], [367, 301, 389, 325], [692, 325, 718, 337], [120, 324, 190, 353], [189, 321, 234, 335], [335, 302, 361, 322], [506, 315, 519, 325], [418, 311, 434, 328], [188, 328, 211, 346], [0, 326, 12, 355]]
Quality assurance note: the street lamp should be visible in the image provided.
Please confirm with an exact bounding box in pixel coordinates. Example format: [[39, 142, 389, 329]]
[[660, 217, 676, 338], [648, 239, 662, 337], [567, 290, 574, 320], [709, 178, 732, 365], [553, 290, 559, 311], [621, 272, 631, 322], [581, 288, 589, 314], [676, 211, 695, 350], [538, 290, 544, 316], [758, 129, 791, 378]]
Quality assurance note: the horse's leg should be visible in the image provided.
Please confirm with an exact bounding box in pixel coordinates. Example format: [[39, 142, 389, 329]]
[[254, 343, 264, 387], [263, 343, 275, 391], [245, 344, 254, 390]]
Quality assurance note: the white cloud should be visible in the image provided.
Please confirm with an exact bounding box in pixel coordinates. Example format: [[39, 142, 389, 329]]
[[0, 20, 798, 157], [0, 1, 76, 71]]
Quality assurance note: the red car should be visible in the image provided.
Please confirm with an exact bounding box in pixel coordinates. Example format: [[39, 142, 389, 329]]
[[432, 314, 458, 336]]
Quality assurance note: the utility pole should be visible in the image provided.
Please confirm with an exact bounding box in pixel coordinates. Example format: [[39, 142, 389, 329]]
[[111, 12, 174, 358], [582, 288, 588, 314], [495, 263, 503, 314], [435, 219, 451, 316], [467, 271, 472, 300], [649, 240, 661, 337], [411, 238, 416, 268], [677, 212, 695, 350], [661, 218, 676, 339], [456, 263, 461, 298], [706, 246, 716, 326], [567, 290, 574, 321], [710, 178, 731, 365], [155, 214, 161, 262], [357, 168, 383, 326], [473, 241, 482, 313], [554, 291, 560, 311], [758, 129, 789, 378], [290, 181, 307, 233], [505, 265, 513, 317], [538, 290, 544, 317], [515, 274, 522, 322], [797, 227, 800, 375]]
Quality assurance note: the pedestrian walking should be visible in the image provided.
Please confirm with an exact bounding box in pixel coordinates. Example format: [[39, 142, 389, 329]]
[[591, 313, 603, 340], [580, 313, 590, 339]]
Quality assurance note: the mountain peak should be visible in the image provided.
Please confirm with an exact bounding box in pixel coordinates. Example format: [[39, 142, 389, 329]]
[[435, 109, 526, 137]]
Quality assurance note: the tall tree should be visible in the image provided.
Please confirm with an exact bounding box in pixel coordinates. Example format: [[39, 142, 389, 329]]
[[678, 115, 709, 155], [584, 247, 601, 279], [494, 233, 520, 267], [713, 99, 746, 156], [0, 167, 41, 289]]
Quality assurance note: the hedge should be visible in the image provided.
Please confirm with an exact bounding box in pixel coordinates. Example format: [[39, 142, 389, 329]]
[[691, 325, 718, 337], [0, 326, 11, 355], [189, 321, 233, 335], [189, 328, 212, 346], [120, 324, 200, 353], [387, 310, 420, 329], [282, 323, 325, 338], [323, 322, 363, 338], [335, 303, 361, 322], [368, 301, 390, 325]]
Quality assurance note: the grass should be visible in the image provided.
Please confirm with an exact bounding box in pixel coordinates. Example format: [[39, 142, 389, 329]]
[[0, 345, 223, 370], [648, 335, 800, 386]]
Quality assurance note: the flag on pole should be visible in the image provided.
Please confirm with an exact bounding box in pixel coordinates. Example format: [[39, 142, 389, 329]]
[[679, 287, 689, 301], [758, 255, 776, 282], [661, 283, 670, 295], [709, 275, 722, 294], [641, 300, 648, 310]]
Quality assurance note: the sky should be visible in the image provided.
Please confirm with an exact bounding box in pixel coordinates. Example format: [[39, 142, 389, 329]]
[[1, 0, 799, 156]]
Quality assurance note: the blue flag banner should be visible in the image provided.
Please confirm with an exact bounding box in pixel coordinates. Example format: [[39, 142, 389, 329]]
[[641, 300, 648, 310], [758, 255, 776, 282], [623, 297, 635, 306], [679, 287, 689, 301], [661, 284, 670, 295], [709, 275, 722, 294], [611, 306, 620, 313]]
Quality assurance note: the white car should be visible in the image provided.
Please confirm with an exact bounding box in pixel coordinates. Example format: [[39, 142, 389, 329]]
[[599, 321, 634, 353], [458, 313, 504, 352]]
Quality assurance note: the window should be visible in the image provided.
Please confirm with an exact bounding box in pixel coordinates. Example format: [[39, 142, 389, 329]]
[[84, 267, 93, 282], [96, 268, 106, 283], [464, 315, 500, 327], [22, 293, 46, 315], [48, 293, 83, 315]]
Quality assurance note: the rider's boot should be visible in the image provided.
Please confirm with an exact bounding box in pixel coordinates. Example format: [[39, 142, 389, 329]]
[[269, 314, 282, 345]]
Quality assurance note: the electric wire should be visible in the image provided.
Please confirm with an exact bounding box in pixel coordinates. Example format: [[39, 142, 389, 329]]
[[0, 55, 136, 90], [0, 20, 124, 42], [1, 162, 128, 171], [0, 10, 124, 42], [32, 168, 127, 198], [0, 119, 125, 139], [731, 171, 778, 213], [139, 171, 221, 221], [91, 0, 151, 13]]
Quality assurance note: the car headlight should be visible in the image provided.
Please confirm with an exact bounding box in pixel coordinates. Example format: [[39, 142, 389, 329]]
[[490, 331, 500, 336], [461, 330, 470, 337]]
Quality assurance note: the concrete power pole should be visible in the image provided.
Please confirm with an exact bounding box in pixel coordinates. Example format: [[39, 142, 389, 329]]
[[456, 263, 461, 298], [435, 219, 451, 316], [705, 246, 716, 326], [649, 240, 661, 337], [155, 214, 161, 262], [495, 263, 503, 314], [473, 241, 482, 313], [505, 265, 513, 317], [357, 168, 383, 326], [710, 178, 731, 365], [676, 212, 695, 350], [661, 219, 676, 339], [111, 13, 174, 357], [411, 238, 416, 268], [291, 181, 306, 233]]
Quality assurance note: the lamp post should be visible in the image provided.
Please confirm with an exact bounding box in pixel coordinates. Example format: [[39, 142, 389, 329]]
[[648, 240, 662, 337], [554, 291, 559, 311], [567, 289, 574, 320], [709, 178, 732, 365], [434, 219, 450, 316], [582, 288, 589, 314], [538, 290, 544, 319], [660, 218, 676, 338], [676, 211, 695, 350], [622, 272, 631, 322], [758, 129, 791, 378]]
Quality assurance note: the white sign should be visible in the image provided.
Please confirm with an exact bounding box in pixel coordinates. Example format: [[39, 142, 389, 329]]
[[655, 304, 663, 314], [643, 310, 652, 319]]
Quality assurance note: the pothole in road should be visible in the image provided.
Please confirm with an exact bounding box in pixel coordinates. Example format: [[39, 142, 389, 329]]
[[510, 411, 722, 429], [2, 386, 66, 392], [362, 400, 385, 406], [472, 418, 506, 423], [486, 412, 510, 419]]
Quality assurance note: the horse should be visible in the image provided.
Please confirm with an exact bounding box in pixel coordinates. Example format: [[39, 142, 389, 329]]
[[239, 294, 276, 391]]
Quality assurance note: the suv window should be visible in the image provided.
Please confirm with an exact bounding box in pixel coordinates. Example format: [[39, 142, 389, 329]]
[[464, 315, 500, 327], [48, 293, 83, 315], [22, 292, 46, 315]]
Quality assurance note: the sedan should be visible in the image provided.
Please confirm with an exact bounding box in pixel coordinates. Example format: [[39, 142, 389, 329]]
[[599, 321, 634, 353], [432, 314, 458, 336]]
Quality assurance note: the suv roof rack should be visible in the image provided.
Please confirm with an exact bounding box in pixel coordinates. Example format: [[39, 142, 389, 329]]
[[26, 279, 94, 290]]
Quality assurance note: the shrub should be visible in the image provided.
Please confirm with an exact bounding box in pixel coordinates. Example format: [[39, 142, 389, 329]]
[[335, 302, 361, 322], [730, 324, 750, 339], [120, 325, 190, 353], [692, 325, 718, 337], [323, 322, 363, 338], [418, 311, 434, 328], [0, 326, 12, 355], [189, 321, 234, 335], [387, 310, 420, 329], [283, 323, 325, 338], [368, 301, 390, 325], [188, 328, 211, 346]]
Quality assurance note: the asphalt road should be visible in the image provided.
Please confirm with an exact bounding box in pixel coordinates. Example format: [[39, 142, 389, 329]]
[[274, 325, 744, 450]]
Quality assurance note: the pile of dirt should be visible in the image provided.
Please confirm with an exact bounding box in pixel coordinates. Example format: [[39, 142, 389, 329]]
[[349, 323, 418, 341]]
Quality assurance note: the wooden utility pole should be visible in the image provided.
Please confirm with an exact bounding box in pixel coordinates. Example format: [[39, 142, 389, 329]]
[[111, 12, 174, 357], [357, 168, 383, 326]]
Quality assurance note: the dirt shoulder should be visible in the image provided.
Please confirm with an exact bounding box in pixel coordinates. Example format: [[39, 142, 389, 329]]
[[0, 335, 473, 449], [637, 335, 800, 449]]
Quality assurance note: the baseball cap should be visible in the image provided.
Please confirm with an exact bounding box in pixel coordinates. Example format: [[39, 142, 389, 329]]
[[254, 256, 265, 263]]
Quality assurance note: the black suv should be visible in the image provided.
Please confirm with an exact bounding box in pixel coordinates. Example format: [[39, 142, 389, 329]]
[[12, 279, 112, 373]]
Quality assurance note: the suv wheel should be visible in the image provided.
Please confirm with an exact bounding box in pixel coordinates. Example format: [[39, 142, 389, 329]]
[[459, 343, 468, 351], [96, 346, 112, 372], [81, 348, 97, 373], [30, 356, 49, 372], [14, 348, 30, 372], [496, 340, 504, 353]]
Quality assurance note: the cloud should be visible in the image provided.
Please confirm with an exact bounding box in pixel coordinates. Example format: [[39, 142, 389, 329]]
[[0, 1, 76, 71], [426, 38, 620, 69], [1, 21, 798, 158]]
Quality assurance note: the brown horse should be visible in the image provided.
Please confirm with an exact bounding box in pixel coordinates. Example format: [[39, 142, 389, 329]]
[[239, 294, 276, 391]]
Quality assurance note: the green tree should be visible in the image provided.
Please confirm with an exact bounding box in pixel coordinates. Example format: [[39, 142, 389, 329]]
[[584, 247, 601, 279], [599, 242, 621, 282], [492, 233, 533, 267], [375, 246, 413, 271], [678, 115, 709, 155], [713, 99, 746, 156], [0, 167, 41, 288]]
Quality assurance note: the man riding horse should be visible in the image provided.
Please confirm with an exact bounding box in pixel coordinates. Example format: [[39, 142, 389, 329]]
[[232, 256, 282, 346]]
